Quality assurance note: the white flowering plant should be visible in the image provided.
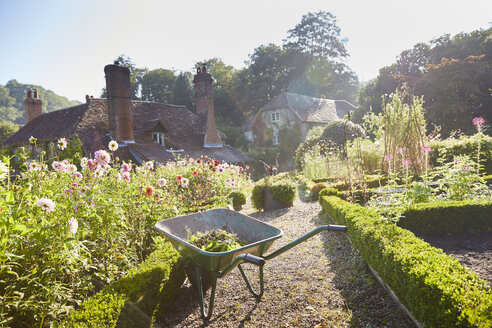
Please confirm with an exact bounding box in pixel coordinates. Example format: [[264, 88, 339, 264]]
[[0, 140, 250, 327]]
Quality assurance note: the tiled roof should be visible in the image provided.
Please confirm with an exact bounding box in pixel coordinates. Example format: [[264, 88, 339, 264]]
[[261, 92, 356, 123], [2, 98, 251, 164], [1, 103, 88, 146]]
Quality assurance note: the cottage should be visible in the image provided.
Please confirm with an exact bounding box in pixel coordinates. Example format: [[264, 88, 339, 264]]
[[245, 92, 357, 146], [1, 64, 251, 165]]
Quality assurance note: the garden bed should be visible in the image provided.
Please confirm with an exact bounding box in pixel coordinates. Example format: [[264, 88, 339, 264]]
[[419, 231, 492, 285]]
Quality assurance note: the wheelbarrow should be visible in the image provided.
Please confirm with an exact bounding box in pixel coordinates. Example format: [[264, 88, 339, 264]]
[[154, 208, 346, 320]]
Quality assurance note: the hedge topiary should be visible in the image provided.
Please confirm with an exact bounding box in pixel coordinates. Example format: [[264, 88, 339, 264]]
[[251, 176, 297, 211], [62, 241, 185, 328], [320, 195, 492, 327], [228, 191, 247, 210], [397, 200, 492, 235]]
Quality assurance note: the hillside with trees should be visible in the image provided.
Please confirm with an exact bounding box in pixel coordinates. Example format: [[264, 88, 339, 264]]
[[0, 81, 81, 140]]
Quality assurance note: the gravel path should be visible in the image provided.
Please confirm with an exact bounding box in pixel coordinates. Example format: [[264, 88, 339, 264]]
[[156, 198, 415, 327]]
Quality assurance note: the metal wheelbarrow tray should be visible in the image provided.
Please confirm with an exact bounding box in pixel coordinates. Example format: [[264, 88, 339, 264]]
[[154, 208, 346, 320]]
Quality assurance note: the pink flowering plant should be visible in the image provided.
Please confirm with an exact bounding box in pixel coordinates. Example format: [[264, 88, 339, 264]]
[[0, 140, 250, 327]]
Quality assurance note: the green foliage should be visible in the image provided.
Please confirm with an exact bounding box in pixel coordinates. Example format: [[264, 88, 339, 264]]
[[228, 191, 246, 210], [431, 134, 492, 175], [217, 123, 250, 150], [0, 141, 249, 327], [62, 241, 185, 328], [140, 68, 176, 104], [268, 180, 297, 203], [278, 123, 302, 160], [320, 196, 492, 328], [321, 119, 365, 147], [0, 120, 18, 142], [347, 138, 384, 174], [318, 187, 341, 200], [397, 200, 492, 235], [2, 80, 81, 125], [284, 11, 347, 60], [356, 28, 491, 137], [364, 85, 427, 173], [188, 229, 245, 252], [251, 175, 297, 211], [171, 72, 194, 111], [251, 184, 266, 211]]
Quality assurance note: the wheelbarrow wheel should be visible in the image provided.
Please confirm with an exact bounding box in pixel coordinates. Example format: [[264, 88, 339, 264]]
[[184, 261, 212, 293]]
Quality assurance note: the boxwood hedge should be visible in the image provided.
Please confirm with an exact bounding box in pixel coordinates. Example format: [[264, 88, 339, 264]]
[[320, 195, 492, 327], [397, 200, 492, 235], [61, 241, 185, 328]]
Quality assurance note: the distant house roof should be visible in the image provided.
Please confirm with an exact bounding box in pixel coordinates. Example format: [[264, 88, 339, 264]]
[[2, 98, 251, 164], [260, 92, 356, 123]]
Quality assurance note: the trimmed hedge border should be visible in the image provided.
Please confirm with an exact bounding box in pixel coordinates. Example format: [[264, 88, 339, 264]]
[[397, 200, 492, 235], [61, 241, 185, 328], [320, 195, 492, 327]]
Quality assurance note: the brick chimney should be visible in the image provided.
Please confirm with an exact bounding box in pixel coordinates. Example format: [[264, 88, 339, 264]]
[[193, 64, 222, 147], [104, 63, 134, 143], [25, 88, 42, 124]]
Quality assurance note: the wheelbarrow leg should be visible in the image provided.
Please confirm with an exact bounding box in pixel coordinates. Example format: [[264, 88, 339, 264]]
[[238, 264, 264, 300], [196, 264, 217, 320]]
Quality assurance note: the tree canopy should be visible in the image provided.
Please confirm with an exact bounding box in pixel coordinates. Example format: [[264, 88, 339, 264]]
[[357, 28, 491, 137]]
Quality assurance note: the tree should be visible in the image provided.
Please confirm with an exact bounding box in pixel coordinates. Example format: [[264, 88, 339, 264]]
[[234, 44, 309, 116], [284, 11, 348, 60], [172, 72, 194, 111], [0, 85, 21, 122], [288, 59, 358, 103], [196, 58, 248, 125], [140, 68, 176, 103], [0, 120, 18, 142], [102, 55, 145, 99]]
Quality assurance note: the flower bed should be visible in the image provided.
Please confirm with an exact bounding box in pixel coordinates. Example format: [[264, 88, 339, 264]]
[[320, 195, 492, 327], [0, 140, 249, 327]]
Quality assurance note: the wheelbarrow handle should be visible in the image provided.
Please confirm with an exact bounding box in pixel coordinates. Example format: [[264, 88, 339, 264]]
[[243, 254, 266, 267], [263, 224, 347, 261]]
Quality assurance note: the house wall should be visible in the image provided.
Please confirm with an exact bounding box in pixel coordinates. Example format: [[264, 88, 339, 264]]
[[260, 107, 298, 143], [300, 122, 327, 140]]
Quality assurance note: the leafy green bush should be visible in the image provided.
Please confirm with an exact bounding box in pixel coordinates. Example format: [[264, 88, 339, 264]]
[[251, 175, 297, 211], [268, 180, 296, 203], [318, 187, 341, 201], [62, 241, 185, 328], [397, 200, 492, 235], [320, 195, 492, 327], [320, 119, 365, 147], [228, 191, 246, 210]]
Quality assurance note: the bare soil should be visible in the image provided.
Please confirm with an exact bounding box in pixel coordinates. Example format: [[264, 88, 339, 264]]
[[419, 231, 492, 285], [155, 198, 415, 328]]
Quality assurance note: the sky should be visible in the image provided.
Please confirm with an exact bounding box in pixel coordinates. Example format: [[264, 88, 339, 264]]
[[0, 0, 490, 102]]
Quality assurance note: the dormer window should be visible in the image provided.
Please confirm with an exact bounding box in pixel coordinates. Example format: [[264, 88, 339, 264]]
[[271, 111, 280, 122], [152, 132, 165, 147]]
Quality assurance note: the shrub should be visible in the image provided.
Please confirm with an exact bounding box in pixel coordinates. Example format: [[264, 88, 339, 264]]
[[318, 187, 341, 201], [430, 134, 492, 175], [397, 200, 492, 235], [228, 191, 246, 210], [320, 195, 492, 327], [320, 119, 366, 147], [62, 241, 185, 328], [251, 176, 297, 211]]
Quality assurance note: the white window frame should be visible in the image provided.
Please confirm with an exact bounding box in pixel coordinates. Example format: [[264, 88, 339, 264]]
[[152, 132, 165, 147], [273, 133, 279, 145], [270, 111, 280, 122]]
